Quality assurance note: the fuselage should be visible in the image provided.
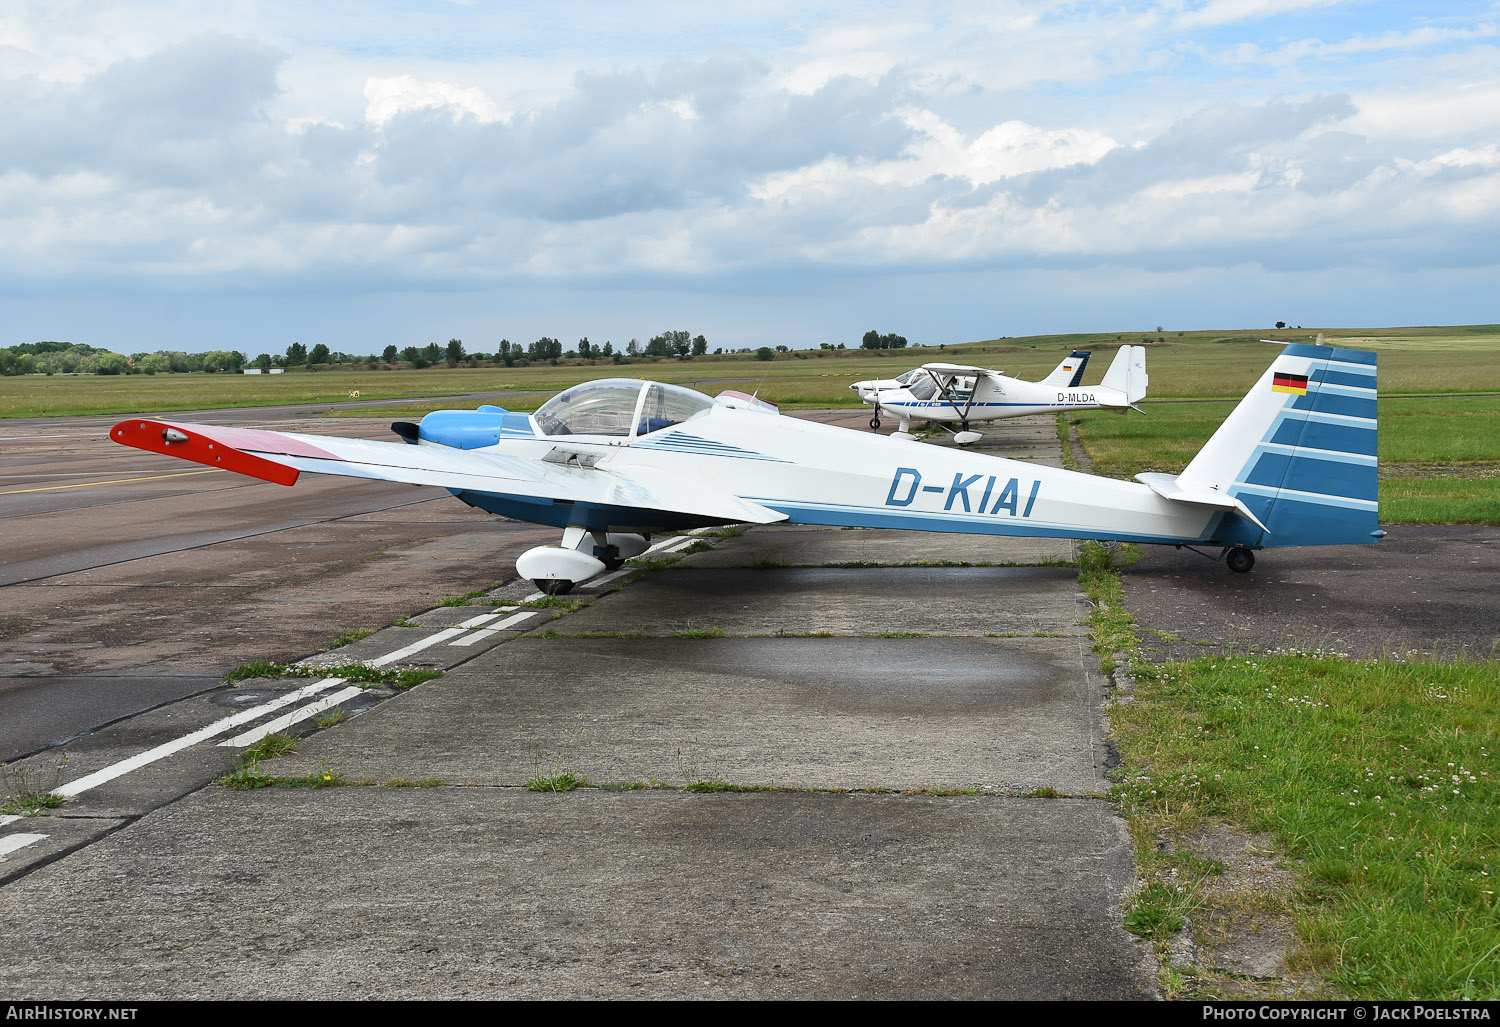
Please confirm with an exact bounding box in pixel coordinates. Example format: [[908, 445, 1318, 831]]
[[426, 399, 1221, 546], [863, 375, 1128, 425]]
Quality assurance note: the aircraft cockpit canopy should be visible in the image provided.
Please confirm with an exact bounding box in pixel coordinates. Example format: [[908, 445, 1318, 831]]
[[533, 379, 715, 438], [906, 376, 939, 401]]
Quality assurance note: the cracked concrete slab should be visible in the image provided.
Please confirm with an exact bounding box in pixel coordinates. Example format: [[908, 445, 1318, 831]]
[[537, 566, 1087, 638], [0, 788, 1154, 1000], [260, 635, 1112, 793]]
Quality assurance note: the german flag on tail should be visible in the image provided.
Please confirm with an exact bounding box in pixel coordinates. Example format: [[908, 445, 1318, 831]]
[[1272, 371, 1308, 395]]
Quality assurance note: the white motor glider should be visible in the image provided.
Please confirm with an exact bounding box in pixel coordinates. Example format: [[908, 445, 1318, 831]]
[[112, 343, 1380, 593], [855, 346, 1147, 445]]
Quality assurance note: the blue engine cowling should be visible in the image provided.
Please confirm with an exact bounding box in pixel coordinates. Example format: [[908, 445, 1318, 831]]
[[397, 405, 535, 449]]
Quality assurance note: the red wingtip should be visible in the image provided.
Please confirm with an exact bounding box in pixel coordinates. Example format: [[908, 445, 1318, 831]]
[[110, 419, 301, 486]]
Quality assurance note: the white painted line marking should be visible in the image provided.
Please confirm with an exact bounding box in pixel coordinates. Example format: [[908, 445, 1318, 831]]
[[457, 612, 503, 629], [219, 686, 369, 747], [0, 814, 21, 828], [0, 833, 48, 859], [55, 678, 347, 798], [449, 610, 541, 647], [366, 628, 466, 667]]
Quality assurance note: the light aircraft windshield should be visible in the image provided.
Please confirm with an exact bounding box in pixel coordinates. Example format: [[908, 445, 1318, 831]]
[[637, 382, 715, 435], [907, 377, 939, 401], [533, 379, 715, 438]]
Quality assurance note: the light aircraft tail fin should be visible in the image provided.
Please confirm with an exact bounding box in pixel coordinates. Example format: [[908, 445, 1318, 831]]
[[1039, 350, 1090, 388], [1168, 343, 1380, 548], [1098, 346, 1148, 406]]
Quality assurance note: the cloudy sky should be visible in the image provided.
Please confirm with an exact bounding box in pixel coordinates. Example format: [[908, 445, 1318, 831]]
[[3, 1, 1497, 355]]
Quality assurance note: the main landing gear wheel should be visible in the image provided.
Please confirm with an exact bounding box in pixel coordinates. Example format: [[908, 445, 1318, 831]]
[[533, 578, 575, 595], [1225, 548, 1255, 574]]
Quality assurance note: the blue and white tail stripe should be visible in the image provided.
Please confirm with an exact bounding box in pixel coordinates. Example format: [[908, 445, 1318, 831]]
[[1212, 343, 1380, 548]]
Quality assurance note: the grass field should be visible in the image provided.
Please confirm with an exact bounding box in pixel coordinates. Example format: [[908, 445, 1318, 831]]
[[1083, 555, 1500, 999], [1114, 650, 1498, 999], [8, 323, 1500, 419]]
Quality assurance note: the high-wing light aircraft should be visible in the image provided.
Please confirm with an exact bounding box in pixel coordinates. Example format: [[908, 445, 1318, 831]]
[[853, 346, 1147, 444], [850, 349, 1092, 404], [112, 343, 1380, 593]]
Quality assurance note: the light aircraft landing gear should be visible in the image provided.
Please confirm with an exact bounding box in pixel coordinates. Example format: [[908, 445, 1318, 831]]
[[870, 403, 882, 431], [1224, 547, 1256, 574], [940, 421, 983, 447], [516, 527, 650, 594]]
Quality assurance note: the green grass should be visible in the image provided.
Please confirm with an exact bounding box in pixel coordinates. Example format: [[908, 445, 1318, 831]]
[[223, 660, 442, 690], [16, 324, 1500, 419], [241, 732, 299, 763], [1071, 393, 1500, 526], [1087, 545, 1500, 999], [684, 780, 780, 793], [0, 752, 70, 816], [220, 759, 348, 791], [527, 772, 587, 792], [224, 659, 285, 684], [324, 627, 375, 650], [1379, 474, 1500, 524], [1112, 653, 1499, 999], [0, 789, 66, 817]]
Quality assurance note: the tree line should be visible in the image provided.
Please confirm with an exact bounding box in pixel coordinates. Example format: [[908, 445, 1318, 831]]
[[3, 328, 914, 376]]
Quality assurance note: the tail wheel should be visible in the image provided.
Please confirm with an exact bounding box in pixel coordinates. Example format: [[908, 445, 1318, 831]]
[[1225, 548, 1255, 574]]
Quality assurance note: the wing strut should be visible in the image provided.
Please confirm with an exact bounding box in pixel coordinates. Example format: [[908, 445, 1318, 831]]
[[922, 368, 979, 425]]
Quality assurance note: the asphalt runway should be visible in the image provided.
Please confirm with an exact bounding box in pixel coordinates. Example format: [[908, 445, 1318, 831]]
[[1119, 525, 1500, 661], [1, 408, 552, 759]]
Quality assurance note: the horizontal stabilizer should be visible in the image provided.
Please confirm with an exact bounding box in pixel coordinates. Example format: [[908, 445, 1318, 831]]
[[1135, 472, 1270, 534]]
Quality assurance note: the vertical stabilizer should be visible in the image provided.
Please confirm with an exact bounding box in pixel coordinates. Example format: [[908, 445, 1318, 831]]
[[1099, 346, 1148, 404], [1179, 344, 1379, 548], [1039, 350, 1091, 387]]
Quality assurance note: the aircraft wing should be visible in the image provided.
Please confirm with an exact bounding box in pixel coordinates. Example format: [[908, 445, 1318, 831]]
[[920, 362, 1003, 379], [111, 418, 786, 525]]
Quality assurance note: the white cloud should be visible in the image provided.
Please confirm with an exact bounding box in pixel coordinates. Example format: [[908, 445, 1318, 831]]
[[363, 74, 507, 127], [1174, 0, 1348, 31], [4, 2, 1500, 348]]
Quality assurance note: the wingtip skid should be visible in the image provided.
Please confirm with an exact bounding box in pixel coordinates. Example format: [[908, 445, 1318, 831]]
[[110, 419, 301, 486]]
